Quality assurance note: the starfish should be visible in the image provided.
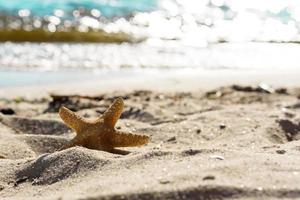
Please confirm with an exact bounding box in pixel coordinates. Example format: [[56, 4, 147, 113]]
[[59, 97, 149, 152]]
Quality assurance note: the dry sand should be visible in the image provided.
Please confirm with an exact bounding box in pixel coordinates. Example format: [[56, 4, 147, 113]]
[[0, 81, 300, 200], [2, 68, 300, 98]]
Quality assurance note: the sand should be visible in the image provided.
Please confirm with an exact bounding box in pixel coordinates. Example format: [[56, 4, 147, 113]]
[[0, 82, 300, 200], [2, 68, 300, 98]]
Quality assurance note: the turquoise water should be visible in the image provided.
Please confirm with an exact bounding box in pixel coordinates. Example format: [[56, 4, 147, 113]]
[[0, 0, 157, 18]]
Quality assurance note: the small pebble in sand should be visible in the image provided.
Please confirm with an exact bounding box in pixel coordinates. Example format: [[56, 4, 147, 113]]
[[196, 129, 201, 134], [276, 149, 286, 154], [210, 155, 225, 160], [258, 83, 275, 94], [206, 90, 223, 99], [202, 175, 215, 181], [219, 124, 226, 129], [159, 179, 170, 184], [0, 108, 15, 115], [165, 136, 176, 142]]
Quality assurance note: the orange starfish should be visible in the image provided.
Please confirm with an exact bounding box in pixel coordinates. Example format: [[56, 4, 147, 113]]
[[59, 97, 149, 152]]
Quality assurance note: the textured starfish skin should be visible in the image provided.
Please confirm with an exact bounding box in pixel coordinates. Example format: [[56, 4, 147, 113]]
[[59, 97, 149, 152]]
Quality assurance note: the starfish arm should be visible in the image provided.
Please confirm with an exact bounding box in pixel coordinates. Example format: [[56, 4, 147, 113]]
[[102, 97, 124, 128], [112, 131, 149, 147], [59, 106, 87, 133]]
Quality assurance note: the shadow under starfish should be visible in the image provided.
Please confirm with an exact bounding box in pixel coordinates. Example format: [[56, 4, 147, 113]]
[[108, 148, 131, 155], [58, 97, 149, 154]]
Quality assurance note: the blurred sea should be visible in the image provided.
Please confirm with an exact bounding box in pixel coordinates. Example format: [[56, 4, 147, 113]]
[[1, 0, 300, 86], [0, 0, 157, 18]]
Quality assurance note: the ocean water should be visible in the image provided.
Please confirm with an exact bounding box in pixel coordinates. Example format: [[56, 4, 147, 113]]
[[0, 0, 157, 18], [1, 0, 299, 43], [1, 0, 300, 86]]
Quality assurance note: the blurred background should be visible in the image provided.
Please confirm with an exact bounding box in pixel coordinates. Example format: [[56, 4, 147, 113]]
[[1, 0, 300, 87]]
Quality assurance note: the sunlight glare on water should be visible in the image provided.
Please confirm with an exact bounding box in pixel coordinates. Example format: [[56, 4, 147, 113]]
[[1, 0, 300, 43], [1, 0, 300, 73]]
